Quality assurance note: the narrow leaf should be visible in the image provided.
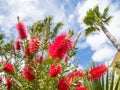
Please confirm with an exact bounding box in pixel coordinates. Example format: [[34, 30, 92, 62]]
[[110, 71, 115, 90]]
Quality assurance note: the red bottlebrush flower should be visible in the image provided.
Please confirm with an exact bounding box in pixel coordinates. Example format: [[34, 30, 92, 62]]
[[3, 63, 14, 73], [67, 72, 75, 80], [68, 70, 84, 81], [74, 70, 84, 77], [15, 40, 21, 50], [29, 38, 40, 53], [6, 78, 12, 89], [16, 22, 27, 39], [48, 34, 72, 59], [22, 66, 35, 81], [0, 76, 2, 82], [88, 64, 108, 80], [49, 64, 62, 77], [24, 49, 30, 56], [64, 55, 69, 62], [74, 84, 88, 90], [37, 56, 44, 64], [58, 77, 71, 90]]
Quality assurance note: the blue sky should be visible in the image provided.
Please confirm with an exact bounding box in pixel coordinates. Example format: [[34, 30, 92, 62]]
[[0, 0, 120, 68]]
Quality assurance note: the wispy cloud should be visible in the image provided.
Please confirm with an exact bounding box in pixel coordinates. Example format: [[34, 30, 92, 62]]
[[0, 0, 68, 37]]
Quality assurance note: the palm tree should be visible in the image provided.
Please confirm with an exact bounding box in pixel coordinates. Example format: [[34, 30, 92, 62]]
[[83, 6, 120, 51]]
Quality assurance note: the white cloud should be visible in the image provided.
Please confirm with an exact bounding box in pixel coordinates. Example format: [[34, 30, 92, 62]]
[[0, 0, 68, 37], [77, 0, 120, 62], [92, 46, 116, 62], [86, 32, 107, 50], [77, 42, 89, 49], [0, 16, 4, 25]]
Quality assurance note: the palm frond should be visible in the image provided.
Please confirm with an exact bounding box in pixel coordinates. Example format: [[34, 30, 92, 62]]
[[85, 26, 99, 36], [102, 6, 109, 19], [87, 9, 95, 17], [83, 16, 95, 26], [83, 9, 95, 26], [93, 5, 102, 18], [103, 16, 113, 25]]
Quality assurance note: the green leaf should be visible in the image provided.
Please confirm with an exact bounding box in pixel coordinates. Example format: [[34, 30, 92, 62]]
[[102, 6, 109, 19], [110, 71, 115, 90], [85, 26, 99, 36], [84, 16, 95, 26], [102, 76, 104, 90], [106, 72, 109, 90], [93, 6, 101, 18], [83, 9, 96, 26], [87, 9, 95, 17], [51, 22, 64, 39], [114, 76, 120, 90], [103, 16, 113, 24], [0, 33, 4, 40]]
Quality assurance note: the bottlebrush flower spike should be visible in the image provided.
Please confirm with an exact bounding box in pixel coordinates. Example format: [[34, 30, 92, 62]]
[[58, 77, 71, 90], [29, 38, 40, 53], [68, 70, 84, 80], [3, 62, 14, 73], [74, 83, 88, 90], [15, 40, 21, 50], [16, 17, 27, 40], [37, 56, 44, 64], [49, 64, 62, 77], [24, 49, 30, 56], [0, 76, 2, 83], [48, 34, 72, 59], [6, 78, 12, 90], [88, 64, 108, 80], [74, 70, 84, 77], [64, 55, 69, 62], [22, 66, 35, 81], [67, 72, 75, 80]]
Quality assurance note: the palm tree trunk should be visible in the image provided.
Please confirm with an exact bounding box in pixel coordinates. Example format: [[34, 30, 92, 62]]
[[100, 24, 120, 51]]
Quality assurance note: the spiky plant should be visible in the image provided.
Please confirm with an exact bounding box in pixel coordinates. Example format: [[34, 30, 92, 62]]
[[83, 63, 120, 90]]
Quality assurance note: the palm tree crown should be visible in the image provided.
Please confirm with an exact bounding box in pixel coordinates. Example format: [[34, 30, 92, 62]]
[[83, 5, 120, 51], [84, 6, 112, 36]]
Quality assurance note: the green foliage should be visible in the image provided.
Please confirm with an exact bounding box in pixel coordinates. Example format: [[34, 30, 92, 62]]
[[84, 65, 120, 90], [28, 20, 44, 37], [85, 26, 99, 36], [0, 16, 81, 90], [83, 5, 112, 36], [50, 22, 64, 39], [28, 16, 64, 51], [115, 61, 120, 69], [103, 16, 113, 25], [102, 6, 109, 19], [0, 15, 119, 90]]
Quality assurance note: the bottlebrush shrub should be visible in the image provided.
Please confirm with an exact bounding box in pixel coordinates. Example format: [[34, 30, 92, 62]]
[[0, 16, 112, 90]]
